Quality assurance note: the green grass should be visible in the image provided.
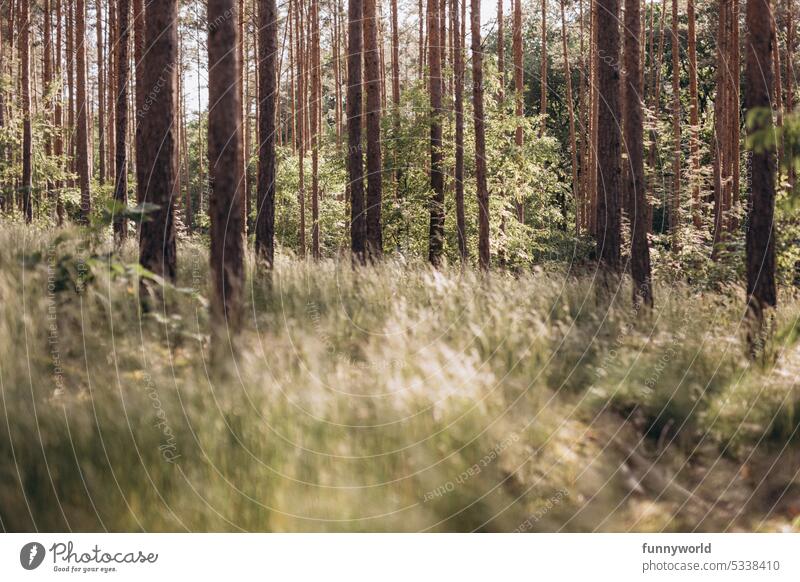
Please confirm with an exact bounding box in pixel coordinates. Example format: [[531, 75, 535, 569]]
[[1, 225, 799, 532]]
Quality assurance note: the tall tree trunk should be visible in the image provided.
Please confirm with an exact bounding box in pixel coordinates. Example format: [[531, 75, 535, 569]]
[[96, 0, 105, 184], [114, 0, 130, 240], [76, 0, 91, 221], [365, 0, 383, 258], [670, 0, 681, 239], [744, 0, 777, 328], [787, 0, 795, 192], [595, 0, 621, 271], [688, 0, 701, 227], [20, 0, 31, 222], [310, 0, 320, 257], [540, 0, 547, 133], [347, 0, 366, 261], [133, 0, 145, 204], [624, 0, 653, 306], [295, 0, 306, 255], [453, 0, 467, 261], [559, 0, 578, 235], [55, 0, 64, 224], [138, 0, 178, 282], [472, 0, 490, 269], [256, 0, 277, 267], [428, 0, 445, 265], [514, 0, 524, 222], [208, 0, 245, 333]]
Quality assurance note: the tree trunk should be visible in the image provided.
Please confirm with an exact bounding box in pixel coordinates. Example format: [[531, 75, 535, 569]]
[[624, 0, 653, 306], [472, 0, 490, 269], [256, 0, 277, 267], [96, 0, 105, 184], [310, 0, 321, 257], [688, 0, 701, 227], [540, 0, 547, 133], [787, 0, 795, 193], [559, 0, 578, 235], [347, 0, 366, 262], [595, 0, 621, 271], [55, 0, 64, 224], [670, 0, 681, 239], [114, 0, 130, 240], [208, 0, 245, 333], [138, 0, 178, 282], [428, 0, 445, 265], [20, 0, 31, 222], [744, 0, 777, 326], [514, 0, 524, 222], [76, 0, 91, 221], [133, 0, 145, 204], [364, 0, 383, 259], [453, 0, 467, 261]]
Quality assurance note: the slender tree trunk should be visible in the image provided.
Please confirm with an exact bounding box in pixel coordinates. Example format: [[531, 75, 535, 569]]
[[428, 0, 445, 265], [688, 0, 701, 227], [365, 0, 383, 258], [208, 0, 245, 334], [787, 0, 795, 192], [624, 0, 653, 306], [114, 0, 130, 240], [453, 0, 467, 261], [744, 0, 777, 328], [138, 0, 178, 282], [20, 0, 31, 222], [256, 0, 277, 267], [540, 0, 547, 133], [559, 0, 578, 235], [133, 0, 145, 204], [514, 0, 524, 222], [595, 0, 621, 271], [347, 0, 366, 261], [76, 0, 91, 221], [472, 0, 490, 269], [96, 0, 105, 184], [55, 0, 64, 223], [311, 0, 321, 257], [670, 0, 681, 239], [771, 7, 783, 184], [295, 0, 306, 255]]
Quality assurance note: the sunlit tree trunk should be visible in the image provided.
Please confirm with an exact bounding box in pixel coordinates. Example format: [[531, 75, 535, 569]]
[[453, 0, 466, 262], [559, 0, 578, 235], [76, 0, 91, 222], [20, 0, 32, 222], [428, 0, 445, 265], [595, 0, 621, 271], [256, 0, 277, 267], [472, 0, 489, 269], [670, 0, 681, 240], [364, 0, 383, 259], [688, 0, 701, 227], [96, 0, 105, 184]]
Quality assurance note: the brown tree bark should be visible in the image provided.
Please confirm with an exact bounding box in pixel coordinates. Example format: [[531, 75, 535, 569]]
[[787, 0, 795, 192], [365, 0, 383, 258], [20, 0, 31, 222], [428, 0, 445, 265], [133, 0, 145, 204], [472, 0, 490, 269], [744, 0, 777, 324], [540, 0, 547, 133], [347, 0, 366, 261], [595, 0, 621, 271], [514, 0, 524, 222], [55, 0, 64, 223], [76, 0, 91, 221], [295, 0, 306, 255], [311, 0, 321, 258], [624, 0, 653, 306], [559, 0, 578, 234], [256, 0, 277, 267], [453, 0, 467, 261], [113, 0, 130, 240], [670, 0, 681, 239], [688, 0, 701, 227], [138, 0, 178, 282], [208, 0, 245, 334], [96, 0, 105, 184]]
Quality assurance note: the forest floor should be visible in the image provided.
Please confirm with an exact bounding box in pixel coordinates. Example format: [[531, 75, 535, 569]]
[[1, 225, 799, 532]]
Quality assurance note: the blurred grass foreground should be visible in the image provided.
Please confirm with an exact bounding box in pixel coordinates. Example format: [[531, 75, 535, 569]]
[[1, 225, 799, 532]]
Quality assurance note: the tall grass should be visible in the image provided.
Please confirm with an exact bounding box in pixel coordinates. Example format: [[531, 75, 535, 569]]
[[1, 226, 798, 532]]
